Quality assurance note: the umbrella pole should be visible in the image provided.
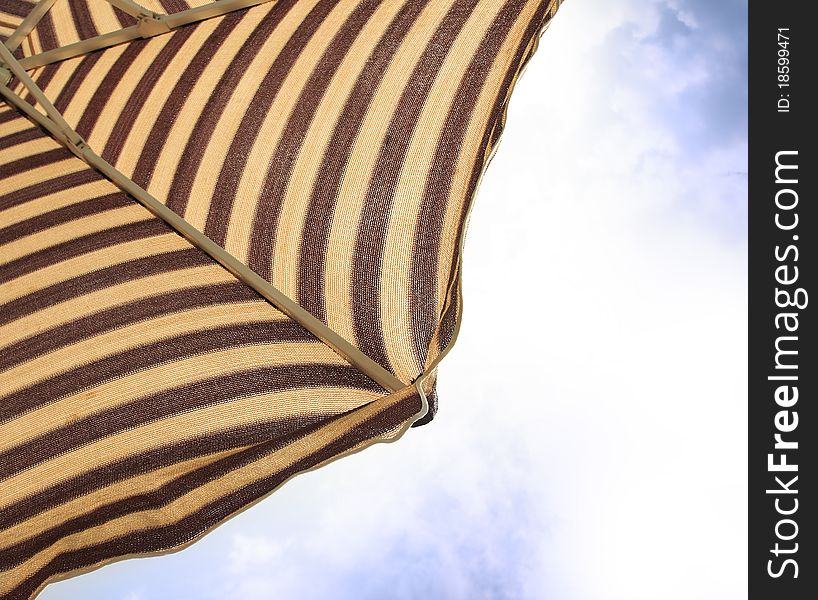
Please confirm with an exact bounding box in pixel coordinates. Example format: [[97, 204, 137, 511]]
[[0, 41, 414, 401]]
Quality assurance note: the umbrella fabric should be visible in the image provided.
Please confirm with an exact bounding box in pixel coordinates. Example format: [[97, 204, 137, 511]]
[[10, 0, 564, 393], [1, 0, 563, 597], [0, 102, 426, 599], [9, 1, 218, 58]]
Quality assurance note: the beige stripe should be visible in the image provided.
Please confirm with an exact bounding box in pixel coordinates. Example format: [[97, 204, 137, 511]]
[[87, 1, 125, 35], [1, 384, 380, 509], [145, 5, 269, 205], [379, 0, 516, 381], [0, 264, 234, 345], [0, 204, 149, 265], [0, 117, 34, 138], [272, 0, 405, 299], [0, 102, 27, 129], [159, 0, 216, 10], [0, 232, 183, 304], [29, 32, 40, 58], [48, 0, 80, 48], [0, 160, 87, 196], [0, 137, 46, 166], [0, 299, 287, 398], [0, 14, 21, 33], [220, 0, 356, 256], [35, 54, 81, 105], [321, 0, 457, 346], [0, 337, 341, 452], [8, 78, 24, 97], [138, 0, 182, 12], [114, 16, 226, 175], [0, 445, 246, 554], [184, 0, 322, 233], [25, 21, 42, 56], [0, 179, 114, 228], [0, 386, 410, 594], [84, 34, 174, 149], [61, 43, 129, 126]]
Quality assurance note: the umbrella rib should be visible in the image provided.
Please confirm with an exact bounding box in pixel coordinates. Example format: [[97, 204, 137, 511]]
[[0, 41, 407, 395], [3, 0, 59, 52], [14, 0, 283, 70]]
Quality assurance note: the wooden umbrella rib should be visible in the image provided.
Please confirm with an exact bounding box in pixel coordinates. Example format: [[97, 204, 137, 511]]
[[13, 0, 283, 70], [4, 0, 59, 52], [0, 41, 406, 395]]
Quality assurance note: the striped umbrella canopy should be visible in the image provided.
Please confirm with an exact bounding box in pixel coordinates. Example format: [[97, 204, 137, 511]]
[[0, 0, 563, 597]]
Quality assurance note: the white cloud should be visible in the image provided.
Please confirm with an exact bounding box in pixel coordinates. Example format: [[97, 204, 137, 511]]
[[226, 534, 289, 574]]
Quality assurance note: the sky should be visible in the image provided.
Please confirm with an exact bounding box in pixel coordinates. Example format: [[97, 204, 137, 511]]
[[39, 0, 748, 598]]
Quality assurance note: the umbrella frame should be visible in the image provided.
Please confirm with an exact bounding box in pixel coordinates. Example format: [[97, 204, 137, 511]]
[[0, 3, 425, 404], [0, 0, 563, 422], [9, 0, 286, 69]]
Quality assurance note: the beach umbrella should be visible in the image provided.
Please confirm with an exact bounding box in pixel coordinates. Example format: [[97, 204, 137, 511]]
[[0, 0, 564, 597]]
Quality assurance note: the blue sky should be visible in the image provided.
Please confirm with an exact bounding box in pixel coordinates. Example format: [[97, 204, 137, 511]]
[[40, 1, 747, 598]]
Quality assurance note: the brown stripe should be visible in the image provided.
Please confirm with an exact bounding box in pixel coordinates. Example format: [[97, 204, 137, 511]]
[[0, 410, 351, 570], [168, 0, 338, 219], [37, 63, 60, 89], [131, 9, 247, 188], [68, 0, 99, 40], [32, 11, 58, 54], [51, 51, 103, 113], [0, 126, 39, 151], [74, 42, 148, 139], [101, 27, 196, 162], [163, 0, 300, 217], [298, 0, 431, 321], [0, 220, 168, 285], [158, 0, 190, 13], [0, 192, 130, 245], [0, 168, 101, 212], [0, 362, 377, 479], [0, 148, 72, 179], [0, 320, 317, 424], [10, 391, 420, 600], [113, 6, 138, 28], [410, 0, 537, 366], [240, 0, 382, 274], [0, 109, 21, 125], [350, 0, 478, 371], [0, 280, 258, 370], [0, 247, 208, 327], [0, 410, 334, 531], [34, 12, 59, 54], [0, 0, 31, 18], [0, 281, 256, 371]]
